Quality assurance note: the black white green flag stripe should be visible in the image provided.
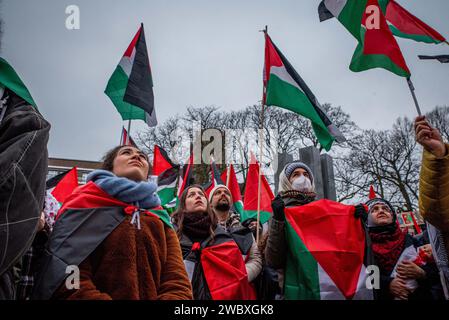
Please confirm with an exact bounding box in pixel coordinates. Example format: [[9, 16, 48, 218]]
[[263, 33, 345, 151], [105, 24, 157, 127]]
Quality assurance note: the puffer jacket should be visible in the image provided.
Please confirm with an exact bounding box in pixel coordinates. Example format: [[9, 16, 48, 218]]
[[419, 145, 449, 258]]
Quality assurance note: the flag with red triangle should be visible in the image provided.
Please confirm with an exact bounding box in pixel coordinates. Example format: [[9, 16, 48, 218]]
[[50, 167, 79, 204], [105, 23, 157, 126], [221, 164, 244, 216], [153, 145, 176, 176], [120, 127, 137, 147], [319, 0, 411, 77], [284, 199, 374, 300], [319, 0, 446, 44], [242, 154, 274, 224]]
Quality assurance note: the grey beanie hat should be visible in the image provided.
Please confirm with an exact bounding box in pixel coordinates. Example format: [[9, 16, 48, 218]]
[[284, 161, 314, 184]]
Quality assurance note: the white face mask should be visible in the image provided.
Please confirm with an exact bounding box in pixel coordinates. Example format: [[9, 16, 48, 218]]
[[292, 175, 313, 192]]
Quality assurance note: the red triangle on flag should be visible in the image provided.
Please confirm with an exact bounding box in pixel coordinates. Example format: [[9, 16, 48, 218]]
[[153, 145, 175, 176], [285, 200, 366, 300], [51, 167, 79, 204]]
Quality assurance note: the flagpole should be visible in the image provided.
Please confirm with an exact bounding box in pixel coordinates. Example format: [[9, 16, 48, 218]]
[[226, 164, 231, 187], [406, 77, 422, 116], [445, 40, 449, 46], [127, 119, 132, 145], [255, 26, 269, 246]]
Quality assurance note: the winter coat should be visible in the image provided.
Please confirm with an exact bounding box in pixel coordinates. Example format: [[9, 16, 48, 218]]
[[0, 90, 50, 299], [419, 145, 449, 258], [32, 182, 192, 300]]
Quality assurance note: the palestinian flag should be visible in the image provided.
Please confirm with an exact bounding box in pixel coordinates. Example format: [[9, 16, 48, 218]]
[[153, 145, 177, 176], [120, 127, 137, 147], [284, 199, 374, 300], [319, 0, 410, 78], [264, 33, 346, 151], [33, 181, 171, 300], [0, 57, 36, 108], [50, 167, 79, 204], [157, 166, 179, 207], [204, 160, 225, 197], [385, 0, 446, 44], [320, 0, 447, 44], [418, 55, 449, 64], [182, 227, 257, 300], [105, 24, 157, 127], [242, 156, 274, 224], [221, 164, 244, 216]]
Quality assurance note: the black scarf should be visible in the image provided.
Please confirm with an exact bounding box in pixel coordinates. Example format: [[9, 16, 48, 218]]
[[182, 212, 213, 242]]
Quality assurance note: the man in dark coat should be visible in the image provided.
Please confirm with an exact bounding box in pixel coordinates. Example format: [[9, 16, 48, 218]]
[[0, 57, 50, 299]]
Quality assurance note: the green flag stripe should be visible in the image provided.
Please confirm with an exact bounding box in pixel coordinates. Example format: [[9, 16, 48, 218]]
[[389, 25, 442, 44], [148, 209, 173, 229], [266, 74, 334, 150], [284, 220, 320, 300], [104, 66, 146, 121], [241, 210, 271, 224]]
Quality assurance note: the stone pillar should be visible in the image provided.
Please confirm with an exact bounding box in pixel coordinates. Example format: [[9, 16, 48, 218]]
[[274, 152, 293, 195], [299, 146, 324, 200], [320, 154, 337, 201]]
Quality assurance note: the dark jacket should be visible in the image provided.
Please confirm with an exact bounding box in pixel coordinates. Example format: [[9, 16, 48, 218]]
[[179, 225, 257, 300], [0, 89, 50, 299]]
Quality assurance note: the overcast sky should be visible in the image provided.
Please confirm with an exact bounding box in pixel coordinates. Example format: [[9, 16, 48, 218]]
[[1, 0, 448, 161]]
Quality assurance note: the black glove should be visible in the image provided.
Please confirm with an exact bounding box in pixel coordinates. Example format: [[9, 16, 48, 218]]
[[271, 194, 285, 221], [354, 204, 368, 222]]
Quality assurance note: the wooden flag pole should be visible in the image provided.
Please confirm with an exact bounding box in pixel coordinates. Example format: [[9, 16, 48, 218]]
[[406, 77, 422, 116], [445, 40, 449, 46]]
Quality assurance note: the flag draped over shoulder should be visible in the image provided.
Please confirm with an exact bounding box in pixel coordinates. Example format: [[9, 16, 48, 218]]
[[263, 33, 345, 151], [319, 0, 411, 78], [284, 199, 374, 300], [105, 24, 157, 126]]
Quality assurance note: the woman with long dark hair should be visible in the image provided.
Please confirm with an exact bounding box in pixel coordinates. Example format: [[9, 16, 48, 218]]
[[172, 185, 257, 300]]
